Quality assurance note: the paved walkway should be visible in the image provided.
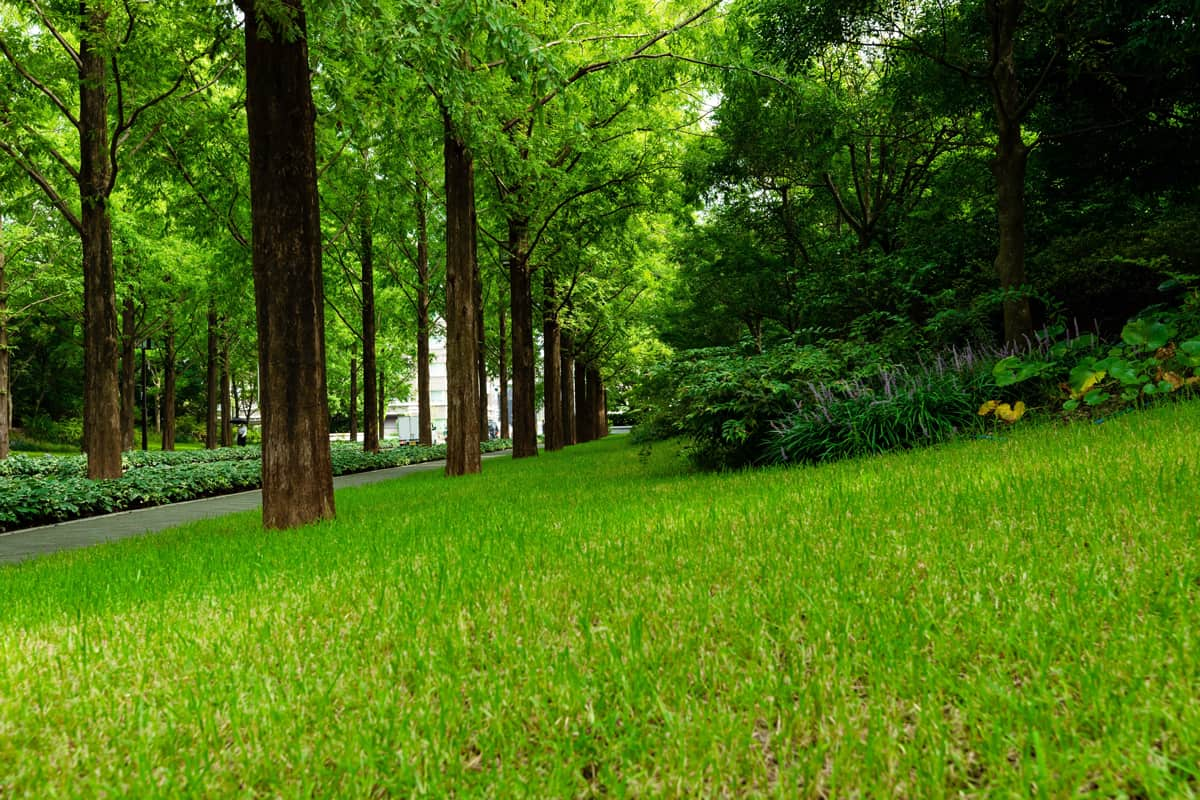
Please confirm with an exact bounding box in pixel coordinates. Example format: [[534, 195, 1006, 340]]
[[0, 452, 509, 567]]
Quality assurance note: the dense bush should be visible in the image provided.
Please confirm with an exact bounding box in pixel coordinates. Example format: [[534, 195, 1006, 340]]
[[632, 340, 1006, 468], [635, 304, 1200, 470], [993, 316, 1200, 416], [768, 362, 989, 465], [630, 344, 851, 467], [20, 415, 84, 447], [0, 439, 512, 531]]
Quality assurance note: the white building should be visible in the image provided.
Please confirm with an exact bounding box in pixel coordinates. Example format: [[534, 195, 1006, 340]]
[[384, 334, 504, 443]]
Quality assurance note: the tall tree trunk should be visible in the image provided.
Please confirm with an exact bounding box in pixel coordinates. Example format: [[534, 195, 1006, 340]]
[[475, 244, 487, 444], [987, 0, 1035, 345], [575, 359, 592, 443], [349, 356, 358, 442], [598, 377, 609, 437], [587, 365, 606, 439], [443, 117, 481, 476], [239, 0, 335, 528], [120, 295, 135, 451], [161, 324, 176, 451], [508, 217, 537, 458], [220, 333, 232, 447], [0, 230, 9, 460], [561, 332, 575, 447], [415, 184, 433, 447], [206, 305, 218, 449], [139, 338, 149, 451], [378, 369, 386, 439], [542, 271, 563, 451], [360, 211, 379, 453], [78, 3, 122, 479], [498, 305, 509, 440]]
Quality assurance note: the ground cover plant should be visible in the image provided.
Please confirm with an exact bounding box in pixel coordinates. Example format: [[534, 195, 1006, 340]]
[[1, 404, 1197, 797], [637, 293, 1200, 471], [633, 340, 1006, 468], [0, 440, 511, 532]]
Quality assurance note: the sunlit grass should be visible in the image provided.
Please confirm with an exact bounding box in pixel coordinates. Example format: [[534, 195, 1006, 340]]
[[1, 402, 1198, 797]]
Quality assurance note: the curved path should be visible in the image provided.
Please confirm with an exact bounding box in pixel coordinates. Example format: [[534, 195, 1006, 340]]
[[0, 451, 510, 567]]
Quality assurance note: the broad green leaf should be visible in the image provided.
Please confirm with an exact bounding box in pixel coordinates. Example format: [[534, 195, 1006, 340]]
[[1068, 365, 1106, 396], [1121, 319, 1173, 350]]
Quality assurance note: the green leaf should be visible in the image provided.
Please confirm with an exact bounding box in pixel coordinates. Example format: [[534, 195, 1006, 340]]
[[1107, 362, 1144, 386], [1179, 340, 1200, 366], [1083, 389, 1110, 406], [1121, 319, 1173, 350], [1068, 364, 1106, 394]]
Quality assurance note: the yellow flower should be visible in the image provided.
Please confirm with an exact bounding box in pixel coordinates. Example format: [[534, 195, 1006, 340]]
[[995, 401, 1026, 423]]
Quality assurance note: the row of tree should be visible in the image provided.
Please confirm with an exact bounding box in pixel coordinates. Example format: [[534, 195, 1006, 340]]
[[1, 0, 710, 526], [4, 0, 1197, 525]]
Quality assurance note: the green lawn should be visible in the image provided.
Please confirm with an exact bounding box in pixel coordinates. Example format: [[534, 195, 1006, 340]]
[[1, 403, 1198, 797]]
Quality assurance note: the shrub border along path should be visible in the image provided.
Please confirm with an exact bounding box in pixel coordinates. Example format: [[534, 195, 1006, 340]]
[[0, 450, 512, 566]]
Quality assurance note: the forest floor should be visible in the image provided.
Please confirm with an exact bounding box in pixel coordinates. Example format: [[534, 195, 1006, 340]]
[[0, 402, 1197, 797]]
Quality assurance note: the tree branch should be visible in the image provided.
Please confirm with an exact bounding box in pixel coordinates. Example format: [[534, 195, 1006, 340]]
[[324, 291, 363, 343], [502, 1, 723, 133], [161, 139, 248, 248], [528, 166, 648, 257], [18, 121, 80, 182], [0, 38, 81, 129], [29, 0, 82, 69], [0, 137, 81, 233], [109, 41, 226, 194], [10, 290, 72, 318]]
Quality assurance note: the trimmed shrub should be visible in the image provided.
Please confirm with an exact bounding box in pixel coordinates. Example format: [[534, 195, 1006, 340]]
[[0, 438, 513, 532]]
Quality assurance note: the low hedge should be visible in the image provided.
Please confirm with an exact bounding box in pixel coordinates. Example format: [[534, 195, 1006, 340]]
[[0, 439, 512, 532]]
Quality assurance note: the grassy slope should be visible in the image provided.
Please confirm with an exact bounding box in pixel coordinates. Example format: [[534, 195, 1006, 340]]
[[1, 403, 1198, 797]]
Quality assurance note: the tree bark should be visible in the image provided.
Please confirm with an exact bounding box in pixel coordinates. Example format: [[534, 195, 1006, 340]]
[[161, 324, 176, 451], [987, 0, 1035, 345], [598, 378, 609, 437], [349, 356, 358, 442], [561, 332, 575, 447], [587, 365, 607, 439], [575, 359, 592, 443], [139, 339, 149, 451], [239, 0, 335, 528], [415, 184, 433, 447], [205, 305, 218, 449], [360, 211, 379, 453], [378, 369, 386, 438], [508, 217, 537, 458], [0, 229, 9, 460], [443, 118, 481, 475], [79, 4, 122, 478], [498, 305, 509, 440], [120, 295, 135, 451], [220, 333, 232, 447], [473, 218, 487, 443], [542, 270, 563, 451]]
